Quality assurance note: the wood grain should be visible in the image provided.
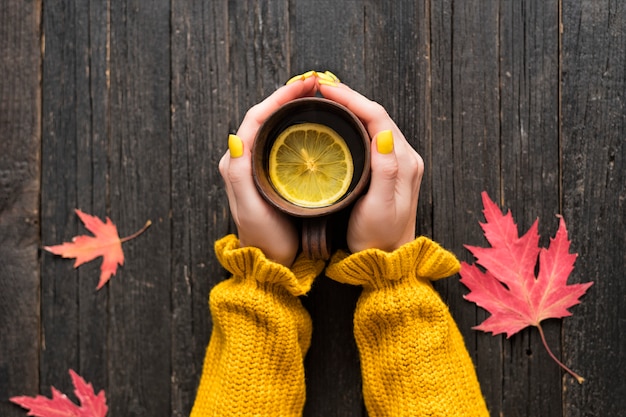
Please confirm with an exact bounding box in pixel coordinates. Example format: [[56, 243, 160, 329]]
[[1, 0, 624, 415], [0, 2, 41, 416], [498, 2, 563, 416], [170, 0, 231, 414], [107, 1, 172, 415], [40, 0, 82, 398], [561, 1, 626, 415]]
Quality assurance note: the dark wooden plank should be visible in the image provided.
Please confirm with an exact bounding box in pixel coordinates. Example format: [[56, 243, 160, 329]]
[[290, 0, 365, 88], [40, 0, 111, 401], [363, 0, 433, 237], [40, 0, 82, 397], [170, 1, 231, 415], [39, 0, 118, 409], [290, 1, 366, 415], [39, 0, 112, 397], [561, 1, 626, 416], [74, 0, 109, 393], [429, 1, 502, 414], [228, 0, 291, 115], [0, 2, 41, 416], [108, 1, 172, 415], [498, 2, 563, 416]]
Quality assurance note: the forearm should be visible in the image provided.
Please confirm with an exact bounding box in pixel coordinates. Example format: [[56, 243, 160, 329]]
[[191, 235, 324, 417], [326, 237, 489, 417]]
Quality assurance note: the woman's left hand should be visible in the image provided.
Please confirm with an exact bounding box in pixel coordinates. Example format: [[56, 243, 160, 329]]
[[318, 81, 424, 253]]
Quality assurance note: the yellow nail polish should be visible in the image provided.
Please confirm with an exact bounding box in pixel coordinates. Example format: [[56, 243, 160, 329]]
[[228, 134, 244, 158], [377, 130, 394, 154], [286, 70, 317, 85], [286, 74, 305, 85], [324, 70, 340, 82], [316, 71, 333, 81], [318, 79, 339, 87]]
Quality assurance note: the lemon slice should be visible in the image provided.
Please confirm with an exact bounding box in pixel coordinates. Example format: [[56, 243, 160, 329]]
[[268, 122, 354, 208]]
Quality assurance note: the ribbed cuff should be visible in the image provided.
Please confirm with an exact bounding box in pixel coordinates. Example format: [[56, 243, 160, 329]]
[[215, 234, 325, 296], [325, 237, 460, 289]]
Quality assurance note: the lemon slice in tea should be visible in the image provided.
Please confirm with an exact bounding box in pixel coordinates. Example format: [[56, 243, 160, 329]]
[[268, 122, 354, 208]]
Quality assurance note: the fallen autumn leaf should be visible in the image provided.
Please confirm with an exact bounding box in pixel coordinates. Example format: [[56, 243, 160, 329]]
[[10, 369, 108, 417], [45, 209, 151, 290], [459, 191, 593, 383]]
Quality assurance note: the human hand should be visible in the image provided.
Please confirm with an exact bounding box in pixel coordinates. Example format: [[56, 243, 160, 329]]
[[219, 76, 318, 267], [318, 81, 424, 253]]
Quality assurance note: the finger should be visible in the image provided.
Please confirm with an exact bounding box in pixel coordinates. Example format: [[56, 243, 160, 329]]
[[319, 83, 400, 139], [366, 130, 400, 207], [237, 77, 318, 146], [218, 150, 239, 223], [321, 83, 422, 170], [366, 131, 423, 217], [223, 135, 267, 217]]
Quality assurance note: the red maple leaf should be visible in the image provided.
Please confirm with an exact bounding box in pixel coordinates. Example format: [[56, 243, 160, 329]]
[[10, 369, 108, 417], [45, 210, 151, 290], [459, 192, 593, 383]]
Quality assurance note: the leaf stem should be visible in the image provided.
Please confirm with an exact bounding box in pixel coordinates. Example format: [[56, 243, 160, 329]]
[[537, 323, 585, 384], [120, 220, 152, 243]]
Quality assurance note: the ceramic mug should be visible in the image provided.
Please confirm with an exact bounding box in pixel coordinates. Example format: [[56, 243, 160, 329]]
[[252, 97, 371, 259]]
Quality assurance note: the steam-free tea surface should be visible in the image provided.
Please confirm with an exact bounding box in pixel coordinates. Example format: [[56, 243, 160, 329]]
[[268, 122, 354, 208]]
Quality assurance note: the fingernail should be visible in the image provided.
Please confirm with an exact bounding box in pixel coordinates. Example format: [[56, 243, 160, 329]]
[[285, 70, 317, 85], [377, 130, 394, 154], [318, 79, 339, 87], [286, 74, 305, 85], [316, 71, 333, 82], [324, 71, 340, 82], [228, 134, 244, 158]]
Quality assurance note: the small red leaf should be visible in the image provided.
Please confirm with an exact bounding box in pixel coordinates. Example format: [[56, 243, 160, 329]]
[[10, 369, 108, 417], [460, 192, 593, 383], [45, 210, 151, 289]]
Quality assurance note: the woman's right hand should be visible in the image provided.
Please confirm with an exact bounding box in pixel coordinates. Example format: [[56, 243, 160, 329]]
[[219, 76, 318, 267]]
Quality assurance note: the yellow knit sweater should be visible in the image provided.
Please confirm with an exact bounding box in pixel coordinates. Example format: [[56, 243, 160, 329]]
[[191, 235, 489, 416], [326, 237, 489, 416], [190, 235, 325, 416]]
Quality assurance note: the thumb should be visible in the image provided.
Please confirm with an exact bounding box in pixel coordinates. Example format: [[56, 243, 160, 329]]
[[367, 130, 399, 205], [226, 134, 250, 185], [225, 134, 261, 214]]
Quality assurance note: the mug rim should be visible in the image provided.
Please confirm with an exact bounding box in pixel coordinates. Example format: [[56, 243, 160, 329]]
[[251, 97, 371, 217]]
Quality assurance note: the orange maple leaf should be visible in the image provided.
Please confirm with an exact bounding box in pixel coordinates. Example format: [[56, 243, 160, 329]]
[[45, 210, 151, 290]]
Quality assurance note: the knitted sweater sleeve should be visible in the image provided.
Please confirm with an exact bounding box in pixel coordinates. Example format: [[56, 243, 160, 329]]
[[190, 234, 325, 417], [325, 237, 490, 417]]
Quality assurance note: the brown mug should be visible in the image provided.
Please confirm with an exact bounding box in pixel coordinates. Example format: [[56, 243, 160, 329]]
[[252, 97, 371, 259]]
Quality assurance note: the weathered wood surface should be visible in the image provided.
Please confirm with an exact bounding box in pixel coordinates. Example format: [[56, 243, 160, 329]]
[[1, 1, 623, 416], [561, 2, 626, 416], [0, 2, 41, 416]]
